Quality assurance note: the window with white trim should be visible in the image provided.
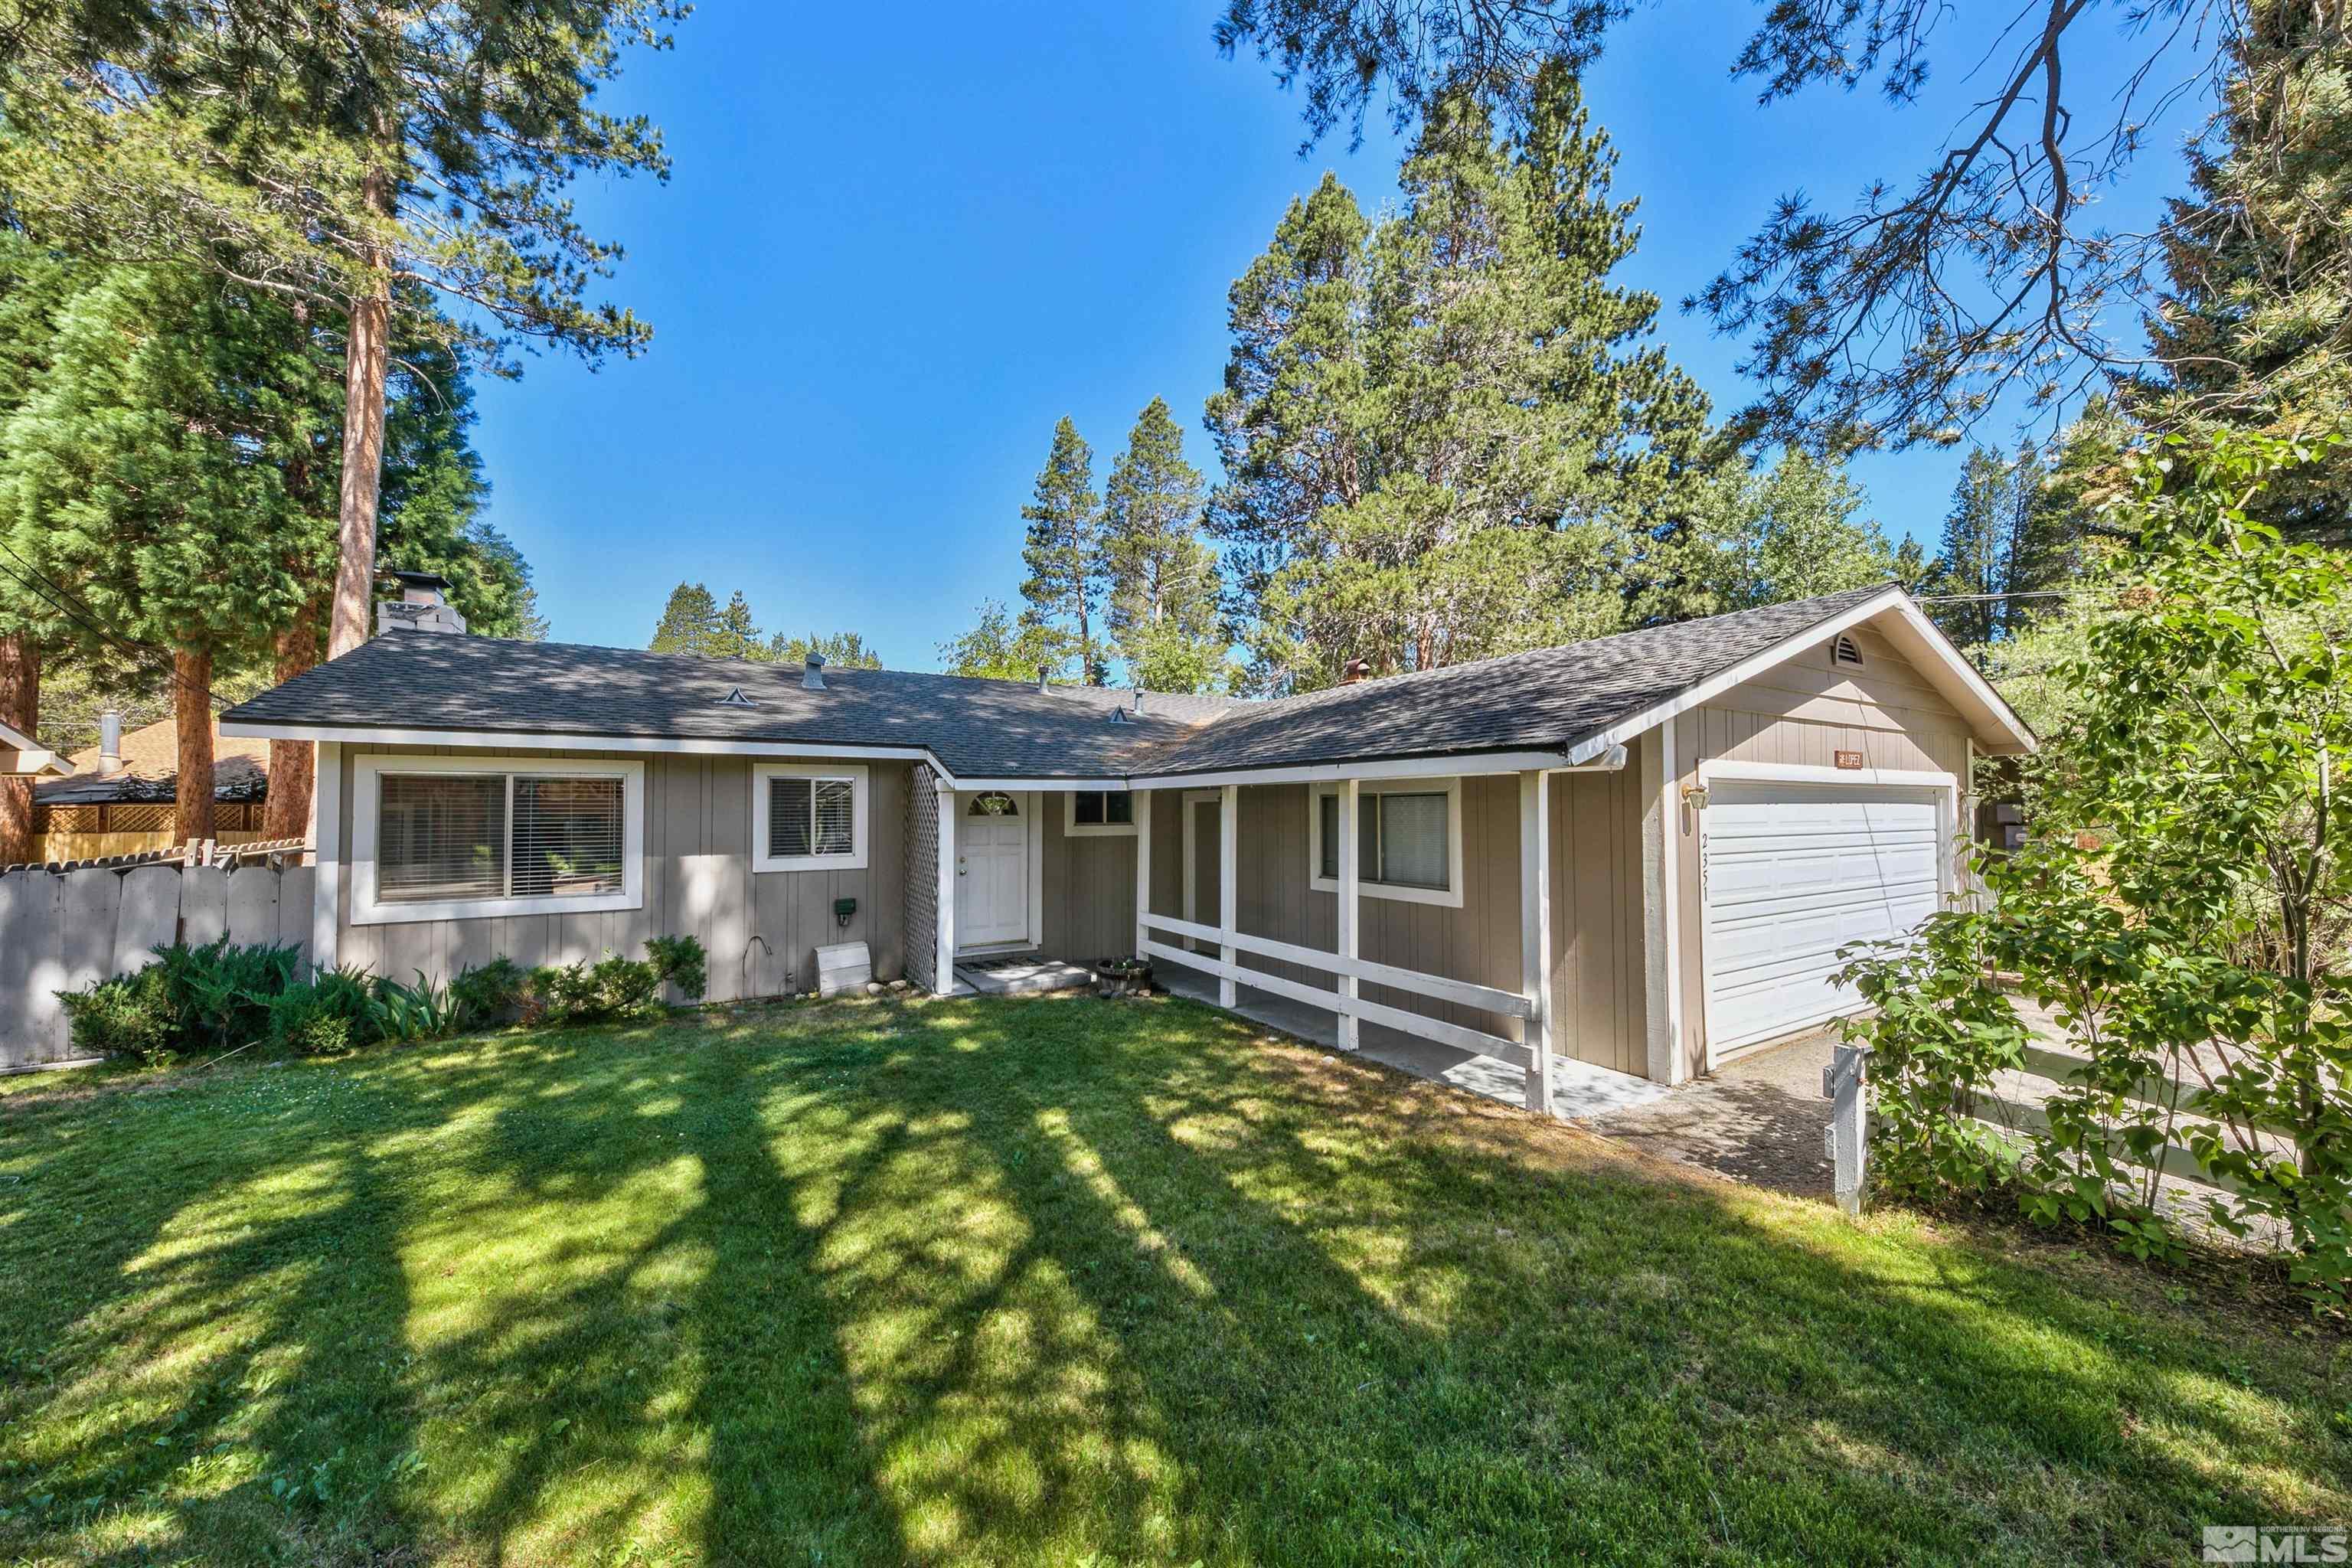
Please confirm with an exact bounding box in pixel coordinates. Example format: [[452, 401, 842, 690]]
[[1064, 789, 1135, 836], [753, 763, 869, 871], [1308, 778, 1465, 907], [354, 756, 642, 925]]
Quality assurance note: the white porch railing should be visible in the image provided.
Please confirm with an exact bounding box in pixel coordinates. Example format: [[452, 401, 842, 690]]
[[1132, 769, 1559, 1112]]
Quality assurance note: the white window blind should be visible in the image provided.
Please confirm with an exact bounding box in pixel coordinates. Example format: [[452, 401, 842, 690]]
[[1318, 790, 1446, 890], [1378, 792, 1449, 888], [769, 776, 858, 861], [378, 776, 506, 903], [511, 777, 625, 898]]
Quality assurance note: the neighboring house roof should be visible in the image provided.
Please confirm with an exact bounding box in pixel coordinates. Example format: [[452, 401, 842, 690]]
[[221, 583, 2034, 781], [0, 716, 73, 779], [36, 718, 270, 805]]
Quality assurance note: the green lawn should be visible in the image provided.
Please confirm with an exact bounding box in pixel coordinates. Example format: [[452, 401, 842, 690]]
[[1, 995, 2344, 1567]]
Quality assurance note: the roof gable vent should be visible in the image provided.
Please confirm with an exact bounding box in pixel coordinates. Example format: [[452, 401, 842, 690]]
[[1832, 633, 1865, 668], [717, 687, 756, 708]]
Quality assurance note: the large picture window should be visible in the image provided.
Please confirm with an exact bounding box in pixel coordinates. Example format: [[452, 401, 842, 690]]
[[753, 763, 869, 871], [1308, 778, 1464, 907], [354, 756, 642, 925]]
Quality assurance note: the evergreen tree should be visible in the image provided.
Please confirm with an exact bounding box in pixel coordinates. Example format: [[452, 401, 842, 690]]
[[1019, 418, 1106, 684], [650, 583, 721, 656], [1930, 442, 2082, 647], [4, 2, 676, 661], [766, 630, 882, 669], [1205, 71, 1727, 691], [2139, 0, 2352, 541], [938, 599, 1079, 682], [0, 266, 325, 838], [1686, 449, 1903, 612], [1100, 397, 1225, 692]]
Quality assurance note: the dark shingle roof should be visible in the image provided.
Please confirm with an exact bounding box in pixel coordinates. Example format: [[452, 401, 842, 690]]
[[1133, 583, 1899, 776], [223, 636, 1239, 779], [224, 583, 1901, 779]]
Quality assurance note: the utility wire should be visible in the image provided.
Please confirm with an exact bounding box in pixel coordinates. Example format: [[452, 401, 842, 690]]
[[0, 545, 234, 715]]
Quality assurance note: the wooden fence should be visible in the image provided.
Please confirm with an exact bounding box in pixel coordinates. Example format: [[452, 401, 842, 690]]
[[0, 860, 314, 1070]]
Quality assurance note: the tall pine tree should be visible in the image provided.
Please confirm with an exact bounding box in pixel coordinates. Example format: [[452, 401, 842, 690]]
[[1018, 418, 1106, 684], [1205, 70, 1727, 691], [1101, 398, 1225, 692]]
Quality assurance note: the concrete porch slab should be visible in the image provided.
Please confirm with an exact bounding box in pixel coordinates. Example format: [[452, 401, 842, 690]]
[[1153, 952, 1667, 1120], [954, 956, 1093, 996]]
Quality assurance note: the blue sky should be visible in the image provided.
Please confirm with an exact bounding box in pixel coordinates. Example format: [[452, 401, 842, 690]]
[[469, 1, 2200, 665]]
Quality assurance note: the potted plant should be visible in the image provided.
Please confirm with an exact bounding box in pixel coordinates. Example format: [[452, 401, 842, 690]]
[[1093, 956, 1153, 998]]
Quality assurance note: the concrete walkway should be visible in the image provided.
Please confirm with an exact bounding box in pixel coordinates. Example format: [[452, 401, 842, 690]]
[[1579, 1032, 1838, 1194], [1154, 952, 1669, 1120]]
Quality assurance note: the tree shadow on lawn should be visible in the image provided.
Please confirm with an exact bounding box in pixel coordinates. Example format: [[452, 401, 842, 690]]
[[0, 998, 2344, 1566]]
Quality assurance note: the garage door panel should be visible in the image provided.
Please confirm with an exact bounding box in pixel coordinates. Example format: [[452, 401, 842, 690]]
[[1703, 780, 1946, 1054]]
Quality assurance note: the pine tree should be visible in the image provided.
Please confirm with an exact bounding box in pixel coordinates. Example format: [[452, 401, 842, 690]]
[[938, 599, 1080, 682], [1933, 443, 2063, 648], [766, 630, 883, 669], [4, 2, 676, 660], [1019, 418, 1106, 684], [650, 584, 721, 656], [0, 266, 325, 838], [1100, 397, 1225, 692], [1205, 70, 1728, 691], [2139, 0, 2352, 540], [1685, 449, 1902, 612]]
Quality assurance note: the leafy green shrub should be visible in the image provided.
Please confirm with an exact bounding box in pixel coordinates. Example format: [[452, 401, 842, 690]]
[[643, 936, 708, 1001], [268, 966, 386, 1056], [374, 972, 460, 1042], [524, 935, 708, 1027], [1838, 432, 2352, 1312], [58, 936, 305, 1063], [58, 967, 178, 1066], [450, 957, 529, 1029]]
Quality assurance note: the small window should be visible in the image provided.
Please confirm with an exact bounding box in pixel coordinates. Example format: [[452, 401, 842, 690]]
[[1065, 789, 1137, 836], [969, 791, 1019, 817], [1309, 781, 1462, 906], [1833, 633, 1865, 668], [756, 763, 868, 871]]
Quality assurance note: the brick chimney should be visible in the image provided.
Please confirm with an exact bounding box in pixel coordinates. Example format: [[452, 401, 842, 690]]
[[375, 570, 469, 636]]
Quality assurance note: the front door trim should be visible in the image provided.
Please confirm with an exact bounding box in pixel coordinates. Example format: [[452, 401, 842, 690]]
[[955, 789, 1044, 954]]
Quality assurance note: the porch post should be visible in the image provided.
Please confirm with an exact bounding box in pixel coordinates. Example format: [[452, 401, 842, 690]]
[[1519, 769, 1555, 1114], [1133, 787, 1152, 956], [1218, 782, 1239, 1008], [1335, 777, 1360, 1050], [933, 778, 957, 996]]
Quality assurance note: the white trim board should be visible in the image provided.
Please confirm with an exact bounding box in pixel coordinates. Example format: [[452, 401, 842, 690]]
[[1564, 589, 2034, 765], [1131, 749, 1566, 791], [348, 753, 646, 927], [1697, 759, 1959, 791], [751, 761, 871, 873]]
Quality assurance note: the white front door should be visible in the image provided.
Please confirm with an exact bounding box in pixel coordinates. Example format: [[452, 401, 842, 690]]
[[957, 792, 1029, 949], [1702, 779, 1946, 1055]]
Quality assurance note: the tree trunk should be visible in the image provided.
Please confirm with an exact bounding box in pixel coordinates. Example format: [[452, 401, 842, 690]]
[[265, 613, 321, 842], [175, 645, 216, 843], [0, 632, 37, 865], [327, 163, 395, 659]]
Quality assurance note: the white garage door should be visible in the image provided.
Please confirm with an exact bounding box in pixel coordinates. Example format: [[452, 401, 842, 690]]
[[1701, 779, 1947, 1055]]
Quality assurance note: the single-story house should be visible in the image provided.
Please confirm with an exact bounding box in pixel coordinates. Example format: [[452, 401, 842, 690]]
[[221, 580, 2034, 1099], [32, 716, 271, 861]]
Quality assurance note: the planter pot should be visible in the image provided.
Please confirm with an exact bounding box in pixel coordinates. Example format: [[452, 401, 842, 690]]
[[1093, 958, 1154, 999]]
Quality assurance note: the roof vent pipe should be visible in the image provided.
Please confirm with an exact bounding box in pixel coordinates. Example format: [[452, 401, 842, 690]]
[[1341, 658, 1374, 684], [98, 709, 123, 776], [1132, 685, 1145, 714], [1036, 664, 1049, 694], [802, 653, 826, 691]]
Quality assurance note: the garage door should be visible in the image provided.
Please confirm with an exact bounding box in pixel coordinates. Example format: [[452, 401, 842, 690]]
[[1701, 779, 1946, 1055]]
